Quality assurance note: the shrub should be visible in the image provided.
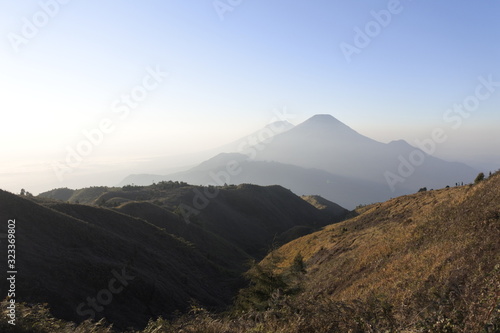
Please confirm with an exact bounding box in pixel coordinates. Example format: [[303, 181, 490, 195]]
[[475, 172, 485, 184]]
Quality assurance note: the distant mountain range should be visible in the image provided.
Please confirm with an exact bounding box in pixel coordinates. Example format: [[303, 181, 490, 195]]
[[120, 114, 478, 208]]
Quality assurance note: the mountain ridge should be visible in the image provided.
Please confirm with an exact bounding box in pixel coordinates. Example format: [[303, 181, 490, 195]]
[[20, 181, 348, 329], [5, 171, 499, 332], [119, 114, 478, 208]]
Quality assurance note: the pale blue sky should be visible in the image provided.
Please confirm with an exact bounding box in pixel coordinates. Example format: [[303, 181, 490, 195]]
[[0, 1, 499, 193]]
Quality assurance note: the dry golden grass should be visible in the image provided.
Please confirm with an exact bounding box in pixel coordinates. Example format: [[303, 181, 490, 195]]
[[263, 174, 500, 331], [3, 174, 499, 332]]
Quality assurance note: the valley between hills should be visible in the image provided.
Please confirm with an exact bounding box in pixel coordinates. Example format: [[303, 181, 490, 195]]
[[1, 170, 499, 332]]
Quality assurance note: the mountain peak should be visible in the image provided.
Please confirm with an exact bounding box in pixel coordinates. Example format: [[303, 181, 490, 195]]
[[295, 114, 356, 134], [306, 114, 342, 123]]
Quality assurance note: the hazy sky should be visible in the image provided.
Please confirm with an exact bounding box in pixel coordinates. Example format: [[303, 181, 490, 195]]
[[1, 1, 499, 194]]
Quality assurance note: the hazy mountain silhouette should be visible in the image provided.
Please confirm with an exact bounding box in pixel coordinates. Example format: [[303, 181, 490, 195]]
[[120, 114, 477, 208], [135, 153, 389, 209], [253, 114, 477, 188]]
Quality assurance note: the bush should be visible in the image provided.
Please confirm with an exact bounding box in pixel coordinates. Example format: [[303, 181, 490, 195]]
[[475, 172, 485, 184]]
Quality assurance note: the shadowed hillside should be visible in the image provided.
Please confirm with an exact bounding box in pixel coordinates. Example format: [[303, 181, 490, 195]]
[[112, 201, 252, 273], [0, 189, 236, 329], [3, 173, 499, 332], [1, 182, 346, 330], [40, 182, 342, 258]]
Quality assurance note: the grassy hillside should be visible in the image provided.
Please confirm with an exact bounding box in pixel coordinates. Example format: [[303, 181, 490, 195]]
[[37, 187, 75, 201], [113, 201, 252, 273], [301, 194, 350, 220], [40, 182, 338, 259], [5, 174, 498, 332], [1, 182, 345, 331], [169, 184, 335, 257], [250, 172, 500, 332], [39, 186, 113, 204], [0, 189, 236, 330]]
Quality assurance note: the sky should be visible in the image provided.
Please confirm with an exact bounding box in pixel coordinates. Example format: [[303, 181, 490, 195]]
[[0, 0, 499, 194]]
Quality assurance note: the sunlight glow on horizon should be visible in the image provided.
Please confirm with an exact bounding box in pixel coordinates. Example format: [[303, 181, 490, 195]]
[[1, 1, 499, 194]]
